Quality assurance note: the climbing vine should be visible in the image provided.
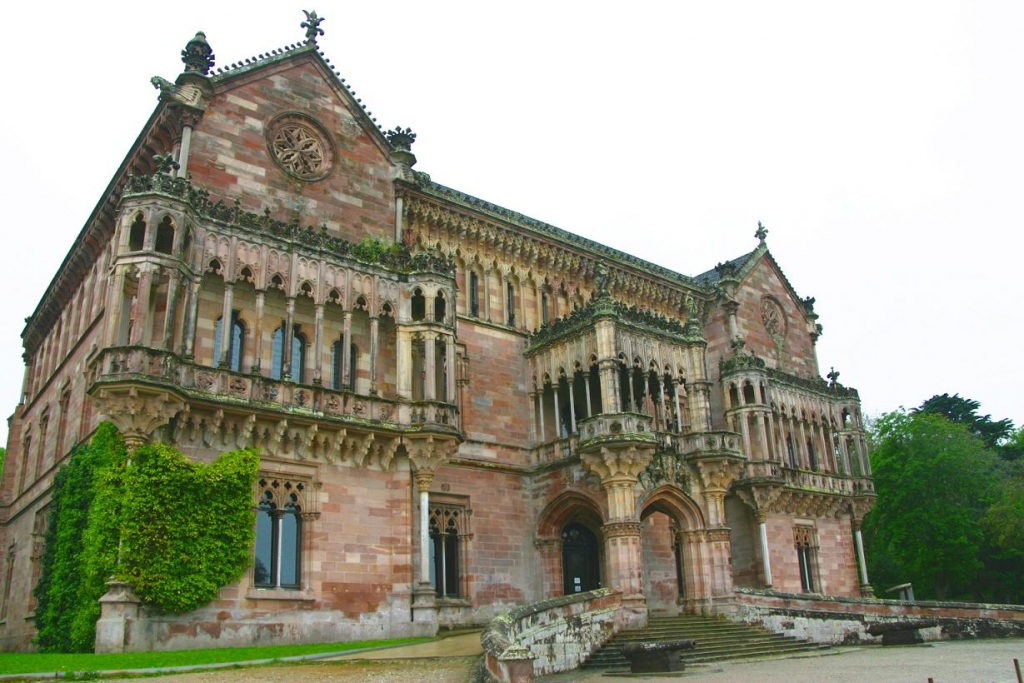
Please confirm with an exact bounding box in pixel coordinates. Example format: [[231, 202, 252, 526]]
[[33, 424, 260, 651], [119, 444, 259, 613]]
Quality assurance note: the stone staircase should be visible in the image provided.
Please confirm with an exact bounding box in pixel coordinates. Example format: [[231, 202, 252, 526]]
[[581, 613, 831, 670]]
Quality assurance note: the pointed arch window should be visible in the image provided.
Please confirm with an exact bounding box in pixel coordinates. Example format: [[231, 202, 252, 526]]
[[429, 502, 470, 598], [271, 325, 306, 382], [795, 525, 819, 593], [213, 312, 245, 372], [254, 478, 306, 590], [331, 340, 357, 390], [469, 272, 480, 318], [506, 283, 516, 326]]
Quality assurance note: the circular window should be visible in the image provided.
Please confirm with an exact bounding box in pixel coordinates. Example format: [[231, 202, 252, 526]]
[[266, 113, 334, 181]]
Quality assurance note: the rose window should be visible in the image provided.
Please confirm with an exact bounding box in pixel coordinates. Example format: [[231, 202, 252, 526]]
[[267, 114, 334, 181]]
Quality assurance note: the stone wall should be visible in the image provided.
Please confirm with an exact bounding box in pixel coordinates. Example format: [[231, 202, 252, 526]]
[[735, 588, 1024, 644], [482, 588, 621, 683]]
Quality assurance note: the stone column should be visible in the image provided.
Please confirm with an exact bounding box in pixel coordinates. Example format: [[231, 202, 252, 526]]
[[282, 296, 295, 380], [552, 384, 563, 438], [424, 334, 436, 401], [369, 316, 379, 394], [738, 412, 753, 460], [758, 513, 773, 587], [583, 374, 593, 419], [673, 380, 684, 433], [313, 303, 324, 384], [252, 290, 265, 373], [852, 517, 873, 596], [218, 282, 235, 367], [724, 300, 739, 340], [130, 267, 154, 346], [756, 412, 771, 461], [567, 376, 577, 434], [529, 391, 539, 444], [445, 336, 456, 403], [342, 311, 353, 387], [182, 276, 202, 360], [538, 388, 547, 442], [599, 359, 620, 413], [161, 270, 181, 350]]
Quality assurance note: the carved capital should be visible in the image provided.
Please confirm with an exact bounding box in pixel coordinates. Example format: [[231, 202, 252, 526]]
[[406, 434, 459, 477], [691, 456, 744, 492], [90, 386, 184, 449], [603, 521, 644, 539], [580, 444, 656, 483], [734, 484, 783, 518]]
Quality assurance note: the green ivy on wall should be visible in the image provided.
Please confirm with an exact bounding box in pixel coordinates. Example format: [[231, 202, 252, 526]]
[[33, 424, 259, 652]]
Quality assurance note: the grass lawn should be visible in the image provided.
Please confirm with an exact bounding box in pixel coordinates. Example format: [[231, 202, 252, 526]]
[[0, 637, 431, 675]]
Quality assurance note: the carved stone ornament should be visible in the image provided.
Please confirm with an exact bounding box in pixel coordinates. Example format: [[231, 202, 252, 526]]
[[266, 113, 335, 181], [760, 298, 786, 337]]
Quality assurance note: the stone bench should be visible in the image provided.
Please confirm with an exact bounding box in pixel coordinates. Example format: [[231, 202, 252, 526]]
[[866, 619, 940, 645], [620, 639, 697, 673]]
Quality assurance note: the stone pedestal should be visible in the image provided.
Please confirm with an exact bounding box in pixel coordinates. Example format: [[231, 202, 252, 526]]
[[94, 580, 140, 654], [411, 582, 438, 630]]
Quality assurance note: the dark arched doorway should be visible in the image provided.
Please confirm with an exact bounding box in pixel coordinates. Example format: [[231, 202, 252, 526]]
[[562, 523, 600, 595]]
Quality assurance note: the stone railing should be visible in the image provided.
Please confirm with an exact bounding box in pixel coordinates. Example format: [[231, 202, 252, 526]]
[[481, 588, 621, 683], [532, 434, 579, 466], [735, 588, 1024, 644], [577, 413, 657, 451], [677, 430, 743, 458], [90, 346, 459, 432], [743, 459, 783, 480], [781, 467, 870, 495]]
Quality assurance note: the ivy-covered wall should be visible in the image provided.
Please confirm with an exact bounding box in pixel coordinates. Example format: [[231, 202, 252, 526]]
[[33, 424, 259, 652]]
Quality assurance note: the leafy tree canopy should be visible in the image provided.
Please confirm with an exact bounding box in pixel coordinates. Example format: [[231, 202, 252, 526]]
[[865, 409, 998, 600], [915, 393, 1014, 451]]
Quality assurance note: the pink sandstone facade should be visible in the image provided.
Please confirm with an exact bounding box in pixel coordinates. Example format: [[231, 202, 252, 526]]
[[0, 17, 875, 652]]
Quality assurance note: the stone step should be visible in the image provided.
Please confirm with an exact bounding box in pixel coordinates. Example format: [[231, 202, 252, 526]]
[[581, 614, 829, 670]]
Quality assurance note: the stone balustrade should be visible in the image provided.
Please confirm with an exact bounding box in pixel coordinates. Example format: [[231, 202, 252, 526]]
[[482, 588, 621, 683], [676, 430, 743, 457], [90, 346, 459, 431], [577, 413, 656, 451]]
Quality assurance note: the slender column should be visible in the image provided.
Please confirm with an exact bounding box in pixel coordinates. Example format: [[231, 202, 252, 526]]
[[218, 282, 235, 367], [724, 301, 739, 340], [161, 270, 181, 350], [758, 515, 773, 587], [673, 380, 684, 433], [415, 471, 434, 584], [282, 296, 295, 380], [583, 374, 593, 419], [756, 412, 771, 461], [600, 360, 619, 413], [445, 336, 456, 403], [483, 269, 492, 321], [130, 267, 154, 345], [182, 276, 202, 359], [534, 282, 542, 328], [342, 311, 352, 387], [553, 384, 562, 438], [313, 303, 324, 384], [538, 386, 548, 441], [798, 418, 809, 468], [819, 423, 833, 472], [852, 520, 871, 590], [529, 392, 538, 444], [567, 376, 577, 434], [424, 334, 436, 401], [738, 412, 753, 459], [628, 368, 639, 412], [252, 290, 265, 373], [369, 316, 379, 394], [767, 412, 780, 461], [177, 118, 195, 178]]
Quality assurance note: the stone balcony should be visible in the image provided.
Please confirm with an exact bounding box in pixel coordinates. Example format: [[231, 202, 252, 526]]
[[577, 413, 658, 453], [89, 345, 460, 436]]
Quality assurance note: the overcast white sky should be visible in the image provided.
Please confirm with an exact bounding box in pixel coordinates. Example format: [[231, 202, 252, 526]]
[[1, 1, 1021, 447]]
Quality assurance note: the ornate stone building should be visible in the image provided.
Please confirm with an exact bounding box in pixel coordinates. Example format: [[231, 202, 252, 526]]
[[0, 16, 874, 651]]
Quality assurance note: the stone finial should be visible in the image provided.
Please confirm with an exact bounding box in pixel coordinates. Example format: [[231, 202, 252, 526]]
[[386, 126, 417, 152], [302, 10, 325, 45], [755, 220, 768, 245], [595, 262, 610, 296], [181, 31, 215, 75], [153, 153, 180, 174], [827, 367, 840, 386]]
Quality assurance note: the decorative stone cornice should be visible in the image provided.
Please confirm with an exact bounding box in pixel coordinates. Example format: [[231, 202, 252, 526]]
[[89, 385, 185, 449]]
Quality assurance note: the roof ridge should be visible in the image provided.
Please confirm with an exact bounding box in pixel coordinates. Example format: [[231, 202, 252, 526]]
[[418, 179, 702, 290]]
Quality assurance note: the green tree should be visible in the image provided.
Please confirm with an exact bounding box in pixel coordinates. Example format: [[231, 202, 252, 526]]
[[864, 409, 998, 600], [915, 393, 1014, 451]]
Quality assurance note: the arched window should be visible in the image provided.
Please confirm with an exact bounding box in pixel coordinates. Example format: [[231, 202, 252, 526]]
[[213, 312, 244, 371], [506, 283, 516, 326], [128, 214, 146, 251], [331, 340, 358, 390], [434, 292, 446, 323], [468, 272, 480, 317], [271, 325, 306, 382], [412, 288, 426, 321], [154, 216, 175, 254], [254, 481, 303, 590], [541, 291, 550, 325], [429, 503, 467, 598]]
